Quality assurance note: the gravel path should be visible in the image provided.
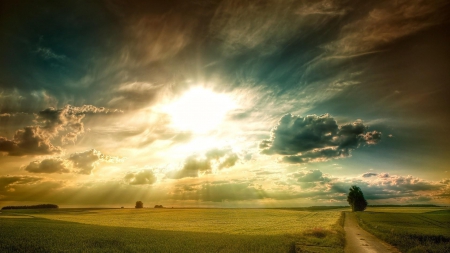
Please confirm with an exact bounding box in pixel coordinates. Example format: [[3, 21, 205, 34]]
[[344, 212, 401, 253]]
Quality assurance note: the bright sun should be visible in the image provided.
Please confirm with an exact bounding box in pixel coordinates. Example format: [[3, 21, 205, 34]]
[[162, 87, 236, 133]]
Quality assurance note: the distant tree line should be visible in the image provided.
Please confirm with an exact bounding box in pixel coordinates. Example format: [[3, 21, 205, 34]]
[[1, 204, 59, 210]]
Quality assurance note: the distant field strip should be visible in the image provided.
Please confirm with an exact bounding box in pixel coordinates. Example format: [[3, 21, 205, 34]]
[[28, 208, 343, 235]]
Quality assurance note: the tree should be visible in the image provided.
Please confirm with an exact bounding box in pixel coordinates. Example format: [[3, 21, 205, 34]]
[[135, 201, 143, 208], [347, 185, 367, 211]]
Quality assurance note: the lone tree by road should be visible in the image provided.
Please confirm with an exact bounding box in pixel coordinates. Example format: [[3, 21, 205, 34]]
[[347, 185, 367, 211], [135, 201, 143, 208]]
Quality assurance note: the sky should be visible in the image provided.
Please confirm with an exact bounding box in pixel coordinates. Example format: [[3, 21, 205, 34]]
[[1, 0, 449, 208]]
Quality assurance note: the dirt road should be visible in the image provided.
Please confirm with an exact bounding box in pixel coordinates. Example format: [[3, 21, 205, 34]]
[[344, 212, 401, 253]]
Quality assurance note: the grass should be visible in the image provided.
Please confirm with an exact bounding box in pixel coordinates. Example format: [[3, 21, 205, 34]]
[[0, 208, 346, 253], [355, 208, 450, 253]]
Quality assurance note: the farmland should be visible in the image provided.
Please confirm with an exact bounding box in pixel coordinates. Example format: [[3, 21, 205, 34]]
[[0, 208, 345, 253], [1, 206, 449, 253], [355, 207, 450, 253]]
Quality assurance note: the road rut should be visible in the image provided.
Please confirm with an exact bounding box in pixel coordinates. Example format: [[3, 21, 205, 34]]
[[344, 212, 401, 253]]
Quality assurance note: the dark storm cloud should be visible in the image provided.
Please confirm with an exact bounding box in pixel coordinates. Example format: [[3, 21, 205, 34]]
[[167, 148, 239, 179], [260, 114, 338, 155], [24, 158, 70, 174], [124, 170, 157, 185], [0, 126, 62, 156], [261, 114, 381, 163]]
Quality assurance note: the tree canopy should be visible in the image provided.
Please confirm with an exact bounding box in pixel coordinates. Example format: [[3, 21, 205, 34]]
[[347, 185, 367, 211], [135, 201, 143, 208]]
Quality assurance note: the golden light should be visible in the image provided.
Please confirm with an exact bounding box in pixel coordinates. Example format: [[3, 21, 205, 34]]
[[162, 87, 236, 133]]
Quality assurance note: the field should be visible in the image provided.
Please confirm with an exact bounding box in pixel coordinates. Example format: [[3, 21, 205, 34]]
[[2, 207, 448, 253], [0, 208, 345, 253], [355, 207, 450, 253]]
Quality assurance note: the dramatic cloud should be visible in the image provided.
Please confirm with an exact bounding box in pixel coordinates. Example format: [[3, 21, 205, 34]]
[[69, 149, 123, 175], [124, 170, 157, 185], [379, 175, 446, 192], [326, 172, 449, 202], [210, 0, 345, 55], [0, 126, 62, 156], [0, 104, 122, 156], [38, 105, 122, 143], [167, 148, 239, 179], [261, 114, 381, 163], [24, 158, 70, 174], [1, 0, 449, 207], [326, 0, 448, 55], [22, 149, 122, 175]]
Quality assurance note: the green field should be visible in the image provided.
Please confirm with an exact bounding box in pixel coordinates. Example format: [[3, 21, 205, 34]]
[[355, 207, 450, 253], [0, 208, 345, 253]]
